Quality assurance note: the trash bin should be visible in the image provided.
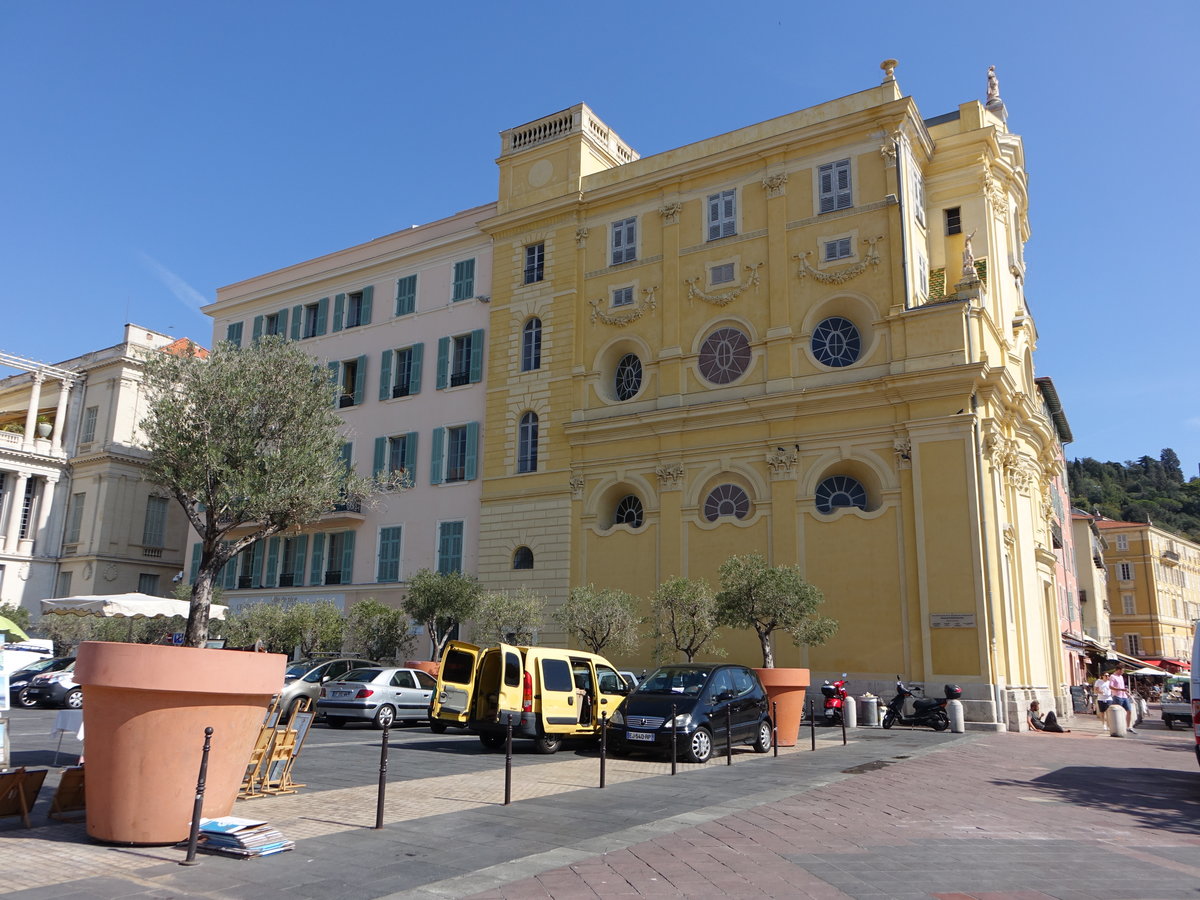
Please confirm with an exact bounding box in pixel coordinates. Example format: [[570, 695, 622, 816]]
[[858, 695, 879, 727]]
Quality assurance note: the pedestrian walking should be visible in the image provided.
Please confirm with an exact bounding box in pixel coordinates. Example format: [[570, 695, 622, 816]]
[[1108, 665, 1135, 733], [1093, 674, 1112, 731]]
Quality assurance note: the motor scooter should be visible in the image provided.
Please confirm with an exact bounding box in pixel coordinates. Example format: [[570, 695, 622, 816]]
[[882, 677, 957, 731], [820, 674, 848, 725]]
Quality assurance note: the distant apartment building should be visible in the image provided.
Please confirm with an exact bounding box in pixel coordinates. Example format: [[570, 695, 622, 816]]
[[202, 204, 494, 649], [0, 327, 197, 613], [1071, 510, 1112, 650], [1098, 519, 1199, 666]]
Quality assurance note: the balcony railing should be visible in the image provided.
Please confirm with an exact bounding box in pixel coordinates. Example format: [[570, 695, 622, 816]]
[[391, 384, 410, 399], [324, 570, 342, 585], [1162, 549, 1180, 565]]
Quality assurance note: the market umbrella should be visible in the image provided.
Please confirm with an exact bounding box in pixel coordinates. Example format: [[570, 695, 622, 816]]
[[41, 593, 227, 620], [0, 615, 30, 641], [1127, 665, 1168, 676]]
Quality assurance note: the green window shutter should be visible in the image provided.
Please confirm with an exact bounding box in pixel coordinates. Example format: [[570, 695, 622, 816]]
[[265, 537, 280, 587], [353, 354, 367, 405], [250, 539, 265, 588], [226, 322, 243, 347], [404, 431, 418, 483], [465, 421, 480, 481], [309, 533, 326, 586], [276, 308, 289, 337], [333, 293, 345, 332], [252, 316, 264, 344], [395, 275, 416, 316], [409, 342, 424, 394], [436, 337, 450, 389], [292, 534, 308, 586], [377, 526, 401, 583], [360, 285, 373, 325], [290, 305, 302, 340], [316, 297, 329, 335], [379, 350, 393, 401], [430, 427, 445, 485], [341, 530, 356, 584], [327, 362, 340, 407], [468, 329, 485, 383], [189, 543, 202, 582], [373, 436, 387, 478], [339, 441, 353, 476]]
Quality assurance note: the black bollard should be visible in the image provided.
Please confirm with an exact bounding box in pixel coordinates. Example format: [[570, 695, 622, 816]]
[[809, 699, 816, 751], [599, 712, 607, 789], [374, 722, 390, 830], [726, 705, 733, 765], [181, 726, 214, 866], [772, 701, 778, 758], [670, 704, 677, 776], [504, 714, 513, 806], [840, 704, 847, 746]]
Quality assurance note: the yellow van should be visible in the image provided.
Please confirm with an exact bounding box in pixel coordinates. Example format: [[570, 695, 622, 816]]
[[430, 641, 629, 753]]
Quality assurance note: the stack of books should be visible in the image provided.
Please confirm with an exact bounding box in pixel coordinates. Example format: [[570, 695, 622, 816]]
[[194, 816, 293, 858]]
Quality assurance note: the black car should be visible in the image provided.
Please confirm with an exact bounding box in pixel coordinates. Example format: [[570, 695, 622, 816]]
[[607, 663, 772, 763], [8, 656, 75, 708]]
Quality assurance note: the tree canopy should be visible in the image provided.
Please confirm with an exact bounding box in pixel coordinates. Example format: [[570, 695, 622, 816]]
[[345, 599, 417, 662], [650, 576, 724, 663], [555, 584, 641, 657], [1068, 448, 1200, 541], [140, 336, 382, 646], [402, 569, 482, 661], [474, 589, 546, 646]]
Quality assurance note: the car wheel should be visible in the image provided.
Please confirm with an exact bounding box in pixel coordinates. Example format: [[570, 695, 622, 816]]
[[882, 709, 896, 729], [753, 719, 772, 753], [429, 719, 448, 734], [15, 687, 37, 709], [325, 717, 347, 729], [479, 732, 506, 751], [930, 709, 950, 732], [373, 705, 397, 729], [65, 688, 83, 710], [533, 730, 563, 755], [684, 727, 713, 764]]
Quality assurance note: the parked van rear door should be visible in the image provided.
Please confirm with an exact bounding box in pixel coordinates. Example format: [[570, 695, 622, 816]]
[[495, 642, 524, 719], [433, 641, 481, 726], [538, 655, 579, 730]]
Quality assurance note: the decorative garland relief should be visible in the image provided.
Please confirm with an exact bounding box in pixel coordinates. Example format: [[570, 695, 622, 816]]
[[685, 263, 761, 306], [589, 286, 658, 326], [795, 235, 883, 284]]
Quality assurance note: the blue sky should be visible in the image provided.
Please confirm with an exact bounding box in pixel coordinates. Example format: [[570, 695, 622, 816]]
[[2, 2, 1197, 475]]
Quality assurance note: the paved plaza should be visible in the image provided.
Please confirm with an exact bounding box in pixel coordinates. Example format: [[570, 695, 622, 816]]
[[1, 706, 1197, 899]]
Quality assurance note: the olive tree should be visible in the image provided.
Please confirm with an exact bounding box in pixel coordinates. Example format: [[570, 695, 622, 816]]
[[714, 554, 838, 668], [474, 589, 546, 646], [555, 584, 640, 657], [345, 598, 416, 662], [282, 600, 345, 658], [650, 576, 724, 663], [140, 336, 386, 647], [222, 601, 290, 654], [402, 569, 482, 661]]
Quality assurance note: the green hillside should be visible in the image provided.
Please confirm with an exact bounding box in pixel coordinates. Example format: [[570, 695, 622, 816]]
[[1068, 449, 1200, 542]]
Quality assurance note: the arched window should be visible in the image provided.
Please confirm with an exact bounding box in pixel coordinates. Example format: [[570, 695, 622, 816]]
[[614, 494, 644, 528], [521, 318, 542, 372], [614, 353, 643, 401], [814, 475, 867, 514], [703, 484, 750, 521], [517, 411, 538, 473], [811, 316, 861, 368], [512, 546, 534, 569]]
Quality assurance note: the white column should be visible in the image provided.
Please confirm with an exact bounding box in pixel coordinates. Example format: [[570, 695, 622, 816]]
[[52, 380, 72, 453], [22, 373, 44, 451], [33, 475, 58, 555], [4, 471, 29, 553]]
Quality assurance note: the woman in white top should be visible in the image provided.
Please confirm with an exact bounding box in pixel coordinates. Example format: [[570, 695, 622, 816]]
[[1093, 675, 1112, 728]]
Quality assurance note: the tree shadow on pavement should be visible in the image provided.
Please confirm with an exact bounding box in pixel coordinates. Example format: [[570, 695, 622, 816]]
[[991, 762, 1200, 835]]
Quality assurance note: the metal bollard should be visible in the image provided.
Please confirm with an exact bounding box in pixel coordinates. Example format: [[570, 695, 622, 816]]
[[809, 698, 816, 751], [772, 701, 778, 758], [374, 722, 390, 830], [181, 726, 214, 866], [599, 712, 607, 788], [504, 714, 514, 805], [840, 702, 847, 746], [671, 704, 677, 776], [726, 705, 733, 765]]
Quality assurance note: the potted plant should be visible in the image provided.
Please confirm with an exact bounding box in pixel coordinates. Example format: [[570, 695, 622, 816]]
[[35, 414, 52, 438], [715, 554, 838, 745], [74, 337, 393, 844]]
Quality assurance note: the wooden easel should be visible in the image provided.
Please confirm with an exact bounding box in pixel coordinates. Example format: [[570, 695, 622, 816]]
[[0, 768, 48, 828], [48, 766, 86, 822], [241, 697, 312, 798], [239, 698, 282, 799]]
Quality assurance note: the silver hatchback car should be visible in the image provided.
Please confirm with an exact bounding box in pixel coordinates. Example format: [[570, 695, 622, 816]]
[[317, 667, 437, 729], [278, 657, 377, 717]]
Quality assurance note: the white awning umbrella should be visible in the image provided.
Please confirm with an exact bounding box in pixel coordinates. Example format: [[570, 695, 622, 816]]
[[41, 593, 227, 620]]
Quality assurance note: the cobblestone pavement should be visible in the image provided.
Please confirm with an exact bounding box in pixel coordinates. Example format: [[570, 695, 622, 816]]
[[2, 710, 1197, 900]]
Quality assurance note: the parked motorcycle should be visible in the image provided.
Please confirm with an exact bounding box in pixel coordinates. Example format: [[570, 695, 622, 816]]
[[882, 677, 958, 731], [820, 674, 848, 725]]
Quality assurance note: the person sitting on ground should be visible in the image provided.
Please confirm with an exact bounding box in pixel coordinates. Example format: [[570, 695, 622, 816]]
[[1027, 700, 1069, 733]]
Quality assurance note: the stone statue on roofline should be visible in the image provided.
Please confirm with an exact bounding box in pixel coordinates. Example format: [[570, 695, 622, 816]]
[[985, 65, 1008, 122]]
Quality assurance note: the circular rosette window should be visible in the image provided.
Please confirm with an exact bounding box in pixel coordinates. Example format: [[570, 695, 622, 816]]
[[810, 316, 861, 368], [697, 327, 751, 385]]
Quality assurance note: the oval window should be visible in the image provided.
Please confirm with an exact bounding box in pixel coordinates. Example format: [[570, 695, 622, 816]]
[[811, 316, 861, 368], [698, 328, 751, 385]]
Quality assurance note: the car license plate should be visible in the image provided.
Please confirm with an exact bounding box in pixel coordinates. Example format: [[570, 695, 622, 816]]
[[332, 690, 351, 698], [625, 731, 655, 742]]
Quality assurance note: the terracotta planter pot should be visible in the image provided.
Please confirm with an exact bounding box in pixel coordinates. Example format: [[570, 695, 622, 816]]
[[754, 667, 811, 747], [404, 659, 440, 678], [74, 641, 285, 845]]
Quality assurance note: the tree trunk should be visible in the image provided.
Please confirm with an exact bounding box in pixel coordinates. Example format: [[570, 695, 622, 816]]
[[758, 628, 775, 668], [185, 566, 216, 648]]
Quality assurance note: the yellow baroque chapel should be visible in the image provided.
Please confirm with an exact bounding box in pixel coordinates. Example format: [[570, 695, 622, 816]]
[[478, 66, 1062, 728]]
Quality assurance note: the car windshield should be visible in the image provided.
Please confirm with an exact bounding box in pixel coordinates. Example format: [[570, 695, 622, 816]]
[[16, 658, 62, 674], [285, 661, 317, 680], [342, 668, 384, 683], [635, 667, 712, 696]]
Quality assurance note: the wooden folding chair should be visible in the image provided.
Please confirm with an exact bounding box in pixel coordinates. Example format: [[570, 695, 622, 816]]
[[0, 768, 48, 828], [48, 766, 86, 822]]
